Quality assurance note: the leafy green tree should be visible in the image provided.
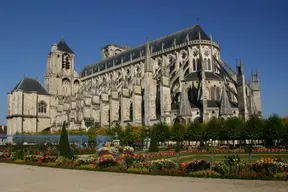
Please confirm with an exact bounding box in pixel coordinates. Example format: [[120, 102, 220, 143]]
[[264, 114, 286, 146], [205, 117, 222, 141], [243, 115, 264, 142], [185, 120, 204, 145], [283, 117, 288, 144], [122, 124, 135, 146], [170, 122, 186, 167], [59, 121, 73, 159], [149, 127, 159, 152], [171, 123, 186, 144], [153, 122, 170, 142], [110, 124, 125, 141], [223, 117, 245, 146]]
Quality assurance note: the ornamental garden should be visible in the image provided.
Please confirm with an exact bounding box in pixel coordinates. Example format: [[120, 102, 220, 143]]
[[1, 114, 288, 180]]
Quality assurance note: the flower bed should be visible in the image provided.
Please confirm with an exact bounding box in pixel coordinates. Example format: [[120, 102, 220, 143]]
[[183, 148, 288, 153]]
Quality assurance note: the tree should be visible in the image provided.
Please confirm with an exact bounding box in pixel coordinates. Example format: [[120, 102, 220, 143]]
[[204, 117, 222, 141], [283, 117, 288, 145], [243, 115, 264, 142], [171, 123, 186, 145], [185, 120, 204, 145], [223, 117, 245, 146], [264, 114, 286, 146], [170, 122, 186, 167], [59, 121, 73, 159], [123, 124, 135, 146], [153, 122, 170, 143], [149, 127, 159, 152], [110, 124, 125, 141]]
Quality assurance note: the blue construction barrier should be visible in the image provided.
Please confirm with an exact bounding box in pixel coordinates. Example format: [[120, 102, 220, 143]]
[[0, 134, 89, 145]]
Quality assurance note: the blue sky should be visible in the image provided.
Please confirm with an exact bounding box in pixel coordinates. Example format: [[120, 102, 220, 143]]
[[0, 0, 287, 124]]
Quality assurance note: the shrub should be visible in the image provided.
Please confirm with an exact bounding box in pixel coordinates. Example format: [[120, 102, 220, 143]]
[[252, 159, 288, 177], [190, 170, 221, 177], [149, 128, 159, 152], [184, 160, 210, 174], [55, 156, 74, 167], [212, 161, 229, 176], [274, 172, 288, 180], [97, 156, 119, 169], [150, 159, 176, 172], [59, 122, 73, 159], [74, 156, 97, 166], [121, 154, 134, 170], [132, 161, 150, 172], [25, 155, 44, 165], [10, 150, 24, 161]]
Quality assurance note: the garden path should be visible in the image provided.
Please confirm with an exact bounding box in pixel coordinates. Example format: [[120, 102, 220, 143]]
[[0, 163, 287, 192]]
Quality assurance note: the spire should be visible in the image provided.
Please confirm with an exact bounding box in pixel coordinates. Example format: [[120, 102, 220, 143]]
[[220, 80, 232, 116], [210, 33, 213, 41], [240, 57, 243, 67], [57, 37, 74, 54], [178, 84, 191, 117], [198, 31, 201, 40], [256, 67, 259, 81], [144, 37, 153, 72]]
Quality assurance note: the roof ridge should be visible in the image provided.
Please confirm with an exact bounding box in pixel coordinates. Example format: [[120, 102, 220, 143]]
[[85, 24, 200, 69], [16, 77, 26, 90]]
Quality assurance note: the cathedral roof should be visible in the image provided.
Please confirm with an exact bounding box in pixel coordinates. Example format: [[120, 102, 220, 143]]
[[183, 71, 222, 82], [10, 77, 49, 95], [82, 24, 210, 77], [57, 38, 74, 54]]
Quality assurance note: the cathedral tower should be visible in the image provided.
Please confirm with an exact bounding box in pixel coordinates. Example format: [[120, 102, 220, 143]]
[[44, 37, 80, 97]]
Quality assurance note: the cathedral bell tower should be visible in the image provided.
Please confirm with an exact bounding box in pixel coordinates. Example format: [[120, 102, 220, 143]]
[[44, 37, 79, 97]]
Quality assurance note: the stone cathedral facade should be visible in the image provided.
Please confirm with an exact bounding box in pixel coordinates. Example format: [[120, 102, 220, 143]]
[[6, 24, 262, 134]]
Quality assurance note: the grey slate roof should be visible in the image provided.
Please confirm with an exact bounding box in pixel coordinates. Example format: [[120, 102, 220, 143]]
[[11, 77, 49, 95], [207, 100, 238, 108], [57, 38, 74, 54], [82, 24, 210, 77]]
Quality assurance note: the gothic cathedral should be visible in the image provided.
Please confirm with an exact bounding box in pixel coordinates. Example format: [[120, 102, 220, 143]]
[[6, 24, 262, 134]]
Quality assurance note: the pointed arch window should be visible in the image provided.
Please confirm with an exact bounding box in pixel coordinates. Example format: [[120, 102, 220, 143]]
[[130, 102, 133, 121], [197, 59, 201, 71], [38, 101, 47, 113], [208, 59, 212, 71], [193, 59, 196, 71], [216, 87, 221, 100], [210, 87, 216, 100], [204, 58, 208, 70]]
